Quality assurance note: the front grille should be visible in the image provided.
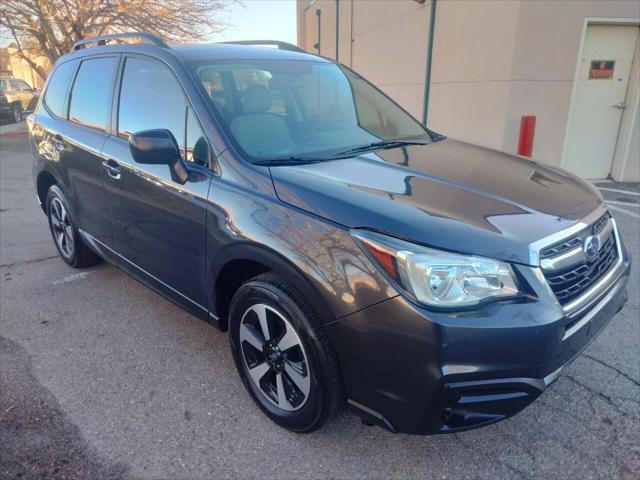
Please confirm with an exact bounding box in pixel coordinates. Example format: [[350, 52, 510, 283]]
[[542, 213, 618, 306], [540, 237, 581, 259], [592, 213, 609, 235]]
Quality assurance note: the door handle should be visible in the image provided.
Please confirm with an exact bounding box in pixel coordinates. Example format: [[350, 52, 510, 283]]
[[102, 158, 122, 179], [51, 134, 65, 151], [613, 102, 627, 109]]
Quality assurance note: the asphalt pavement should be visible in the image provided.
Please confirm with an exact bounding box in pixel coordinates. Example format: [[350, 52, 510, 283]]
[[1, 130, 639, 479]]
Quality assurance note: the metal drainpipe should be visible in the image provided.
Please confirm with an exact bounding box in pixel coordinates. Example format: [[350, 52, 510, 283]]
[[316, 9, 322, 55], [336, 0, 340, 61], [422, 0, 437, 126]]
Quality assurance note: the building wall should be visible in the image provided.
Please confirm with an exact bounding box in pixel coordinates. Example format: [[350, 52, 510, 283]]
[[298, 0, 430, 119], [504, 1, 640, 169], [297, 0, 640, 181], [611, 30, 640, 182], [428, 0, 521, 151]]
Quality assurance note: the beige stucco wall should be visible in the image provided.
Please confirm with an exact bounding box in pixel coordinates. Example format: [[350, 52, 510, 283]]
[[7, 47, 49, 90], [611, 29, 640, 182], [298, 0, 430, 120], [505, 1, 640, 167], [428, 1, 520, 149], [297, 0, 640, 179]]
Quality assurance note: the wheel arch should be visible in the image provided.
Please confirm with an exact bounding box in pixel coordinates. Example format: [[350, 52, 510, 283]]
[[210, 242, 336, 332], [36, 169, 58, 213]]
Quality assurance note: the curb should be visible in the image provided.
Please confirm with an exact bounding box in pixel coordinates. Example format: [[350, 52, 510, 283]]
[[0, 131, 28, 138]]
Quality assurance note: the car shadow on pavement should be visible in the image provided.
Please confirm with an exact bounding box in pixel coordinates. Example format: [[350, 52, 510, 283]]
[[0, 337, 129, 480]]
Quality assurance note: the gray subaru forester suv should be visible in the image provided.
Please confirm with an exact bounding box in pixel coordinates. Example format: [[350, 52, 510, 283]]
[[29, 33, 630, 435]]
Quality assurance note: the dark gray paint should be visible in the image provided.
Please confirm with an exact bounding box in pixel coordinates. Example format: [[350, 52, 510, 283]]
[[29, 41, 631, 435]]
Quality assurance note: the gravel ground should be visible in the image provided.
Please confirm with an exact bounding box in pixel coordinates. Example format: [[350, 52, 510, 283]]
[[1, 131, 639, 479]]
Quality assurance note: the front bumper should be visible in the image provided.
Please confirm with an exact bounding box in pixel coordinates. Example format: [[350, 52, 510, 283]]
[[327, 251, 630, 435]]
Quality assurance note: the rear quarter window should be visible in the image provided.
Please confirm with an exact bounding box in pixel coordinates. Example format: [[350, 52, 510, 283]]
[[43, 61, 77, 117]]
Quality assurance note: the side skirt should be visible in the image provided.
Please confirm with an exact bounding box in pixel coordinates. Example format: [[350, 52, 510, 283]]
[[78, 229, 220, 327]]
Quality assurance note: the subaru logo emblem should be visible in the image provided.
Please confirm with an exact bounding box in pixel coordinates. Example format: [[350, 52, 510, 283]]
[[583, 235, 601, 260]]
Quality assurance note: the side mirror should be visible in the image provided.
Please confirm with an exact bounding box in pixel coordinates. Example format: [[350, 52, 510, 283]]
[[129, 129, 190, 184], [129, 129, 181, 165]]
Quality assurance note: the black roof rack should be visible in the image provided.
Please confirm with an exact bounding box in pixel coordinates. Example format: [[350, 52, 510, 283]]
[[217, 40, 306, 53], [72, 32, 169, 52]]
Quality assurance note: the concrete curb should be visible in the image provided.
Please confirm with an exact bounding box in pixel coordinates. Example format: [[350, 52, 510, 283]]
[[0, 121, 27, 137]]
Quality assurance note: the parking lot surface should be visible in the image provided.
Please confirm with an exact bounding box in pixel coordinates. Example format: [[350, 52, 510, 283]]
[[1, 131, 639, 479]]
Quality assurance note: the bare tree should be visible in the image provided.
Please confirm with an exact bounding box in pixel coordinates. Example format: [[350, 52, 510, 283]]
[[0, 0, 230, 80]]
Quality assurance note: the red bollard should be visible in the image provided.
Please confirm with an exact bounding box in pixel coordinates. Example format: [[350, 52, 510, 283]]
[[517, 115, 536, 158]]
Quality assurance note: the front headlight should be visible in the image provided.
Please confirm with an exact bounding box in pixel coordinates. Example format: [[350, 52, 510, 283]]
[[352, 230, 520, 308]]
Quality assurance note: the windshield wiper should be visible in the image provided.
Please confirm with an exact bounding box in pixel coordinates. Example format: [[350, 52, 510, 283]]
[[337, 140, 428, 156], [253, 140, 429, 166], [253, 156, 334, 166]]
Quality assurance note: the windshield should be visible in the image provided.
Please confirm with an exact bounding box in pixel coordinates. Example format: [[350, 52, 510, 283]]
[[188, 59, 430, 163]]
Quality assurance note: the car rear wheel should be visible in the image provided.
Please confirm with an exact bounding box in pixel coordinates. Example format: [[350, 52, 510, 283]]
[[46, 185, 100, 268], [228, 272, 342, 432]]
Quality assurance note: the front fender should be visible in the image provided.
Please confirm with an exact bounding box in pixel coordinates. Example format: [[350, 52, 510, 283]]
[[206, 181, 397, 325]]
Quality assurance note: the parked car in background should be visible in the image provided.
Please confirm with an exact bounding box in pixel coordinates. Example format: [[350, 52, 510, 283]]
[[0, 76, 38, 123], [29, 33, 630, 436]]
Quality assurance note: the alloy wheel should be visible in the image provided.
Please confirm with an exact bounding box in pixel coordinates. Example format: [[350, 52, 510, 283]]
[[239, 303, 311, 411], [50, 197, 75, 258]]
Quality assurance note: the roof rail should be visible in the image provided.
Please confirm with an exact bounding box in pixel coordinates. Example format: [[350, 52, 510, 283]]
[[217, 40, 306, 53], [72, 32, 169, 52]]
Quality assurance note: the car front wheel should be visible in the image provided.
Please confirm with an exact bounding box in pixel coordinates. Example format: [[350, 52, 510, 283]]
[[11, 105, 22, 123], [228, 272, 342, 432]]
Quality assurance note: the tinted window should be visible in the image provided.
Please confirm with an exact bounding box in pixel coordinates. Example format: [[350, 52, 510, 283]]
[[186, 107, 207, 165], [68, 57, 117, 131], [118, 57, 186, 156], [43, 61, 77, 117]]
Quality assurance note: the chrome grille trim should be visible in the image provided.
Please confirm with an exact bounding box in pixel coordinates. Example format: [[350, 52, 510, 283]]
[[560, 219, 623, 315], [540, 217, 614, 273], [528, 205, 624, 317], [540, 246, 584, 272], [540, 237, 581, 260], [528, 205, 608, 266], [545, 227, 617, 301]]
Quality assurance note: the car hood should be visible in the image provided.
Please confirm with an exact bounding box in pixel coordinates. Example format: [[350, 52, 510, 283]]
[[269, 139, 603, 265]]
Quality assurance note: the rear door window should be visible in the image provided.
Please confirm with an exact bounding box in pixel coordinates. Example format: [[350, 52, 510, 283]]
[[43, 61, 77, 118], [68, 56, 118, 131]]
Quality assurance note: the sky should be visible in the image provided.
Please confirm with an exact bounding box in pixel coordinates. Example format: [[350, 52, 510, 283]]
[[207, 1, 297, 45]]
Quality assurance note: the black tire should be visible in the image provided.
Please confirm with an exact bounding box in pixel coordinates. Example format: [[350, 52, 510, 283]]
[[46, 185, 100, 268], [11, 105, 22, 123], [229, 272, 342, 433]]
